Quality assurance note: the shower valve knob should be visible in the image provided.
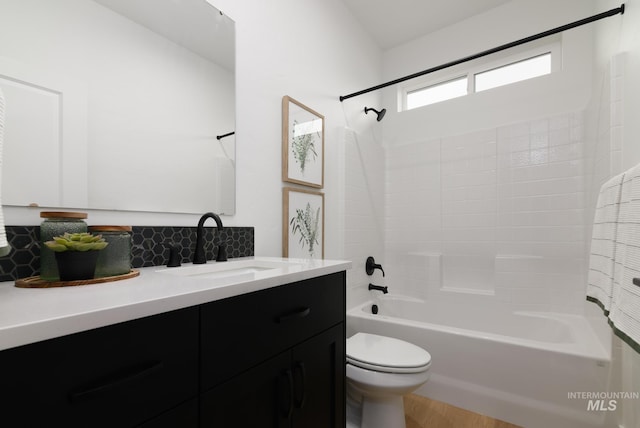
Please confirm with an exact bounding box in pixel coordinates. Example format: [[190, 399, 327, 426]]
[[366, 256, 385, 277]]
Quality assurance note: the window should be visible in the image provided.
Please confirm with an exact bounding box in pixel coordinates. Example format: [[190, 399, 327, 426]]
[[407, 76, 467, 109], [402, 40, 560, 111], [475, 53, 551, 92]]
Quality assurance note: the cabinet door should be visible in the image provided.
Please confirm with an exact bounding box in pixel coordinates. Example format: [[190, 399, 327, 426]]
[[292, 325, 345, 428], [0, 307, 199, 428], [137, 399, 198, 428], [200, 350, 293, 428]]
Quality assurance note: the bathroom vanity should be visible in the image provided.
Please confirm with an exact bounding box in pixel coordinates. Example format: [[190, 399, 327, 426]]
[[0, 257, 349, 428]]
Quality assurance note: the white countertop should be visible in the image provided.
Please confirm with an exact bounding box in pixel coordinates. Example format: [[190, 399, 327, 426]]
[[0, 257, 351, 351]]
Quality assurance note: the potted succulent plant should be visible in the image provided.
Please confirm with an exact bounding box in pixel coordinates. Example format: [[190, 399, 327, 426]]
[[44, 232, 108, 281]]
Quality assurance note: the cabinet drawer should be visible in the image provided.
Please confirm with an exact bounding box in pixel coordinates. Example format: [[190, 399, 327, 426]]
[[137, 398, 198, 428], [201, 271, 345, 390], [0, 306, 199, 428]]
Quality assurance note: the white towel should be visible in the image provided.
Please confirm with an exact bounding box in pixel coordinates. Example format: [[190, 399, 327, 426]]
[[608, 163, 640, 350], [587, 172, 625, 313], [0, 88, 11, 257]]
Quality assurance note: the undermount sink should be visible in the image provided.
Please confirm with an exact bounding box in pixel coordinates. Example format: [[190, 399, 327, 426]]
[[156, 259, 301, 280]]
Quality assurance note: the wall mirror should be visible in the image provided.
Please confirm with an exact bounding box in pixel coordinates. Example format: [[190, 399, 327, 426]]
[[0, 0, 236, 214]]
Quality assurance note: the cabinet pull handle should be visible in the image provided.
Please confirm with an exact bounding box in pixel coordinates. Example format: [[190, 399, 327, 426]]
[[68, 361, 163, 403], [275, 307, 311, 323], [294, 361, 306, 409], [278, 369, 294, 419]]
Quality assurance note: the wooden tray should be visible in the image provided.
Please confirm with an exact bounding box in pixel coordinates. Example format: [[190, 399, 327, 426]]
[[15, 270, 140, 288]]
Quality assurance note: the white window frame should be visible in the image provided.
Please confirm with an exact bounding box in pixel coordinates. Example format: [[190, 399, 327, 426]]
[[400, 36, 562, 111]]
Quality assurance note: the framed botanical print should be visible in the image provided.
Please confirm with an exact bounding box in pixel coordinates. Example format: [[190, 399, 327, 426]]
[[283, 187, 324, 259], [282, 96, 324, 188]]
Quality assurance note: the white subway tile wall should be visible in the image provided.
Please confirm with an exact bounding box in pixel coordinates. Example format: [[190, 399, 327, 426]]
[[383, 111, 588, 313], [347, 56, 621, 315]]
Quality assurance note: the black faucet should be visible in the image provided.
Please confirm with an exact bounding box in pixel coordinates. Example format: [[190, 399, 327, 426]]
[[368, 283, 388, 294], [193, 212, 226, 264], [365, 257, 385, 277]]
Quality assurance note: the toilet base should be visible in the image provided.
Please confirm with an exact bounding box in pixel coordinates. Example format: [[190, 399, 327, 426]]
[[361, 395, 406, 428], [346, 392, 363, 428]]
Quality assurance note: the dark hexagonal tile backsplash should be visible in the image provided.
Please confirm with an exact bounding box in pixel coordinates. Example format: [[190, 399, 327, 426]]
[[0, 225, 254, 282]]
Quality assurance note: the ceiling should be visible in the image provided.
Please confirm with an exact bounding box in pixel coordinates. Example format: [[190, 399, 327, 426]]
[[341, 0, 512, 50], [94, 0, 235, 70]]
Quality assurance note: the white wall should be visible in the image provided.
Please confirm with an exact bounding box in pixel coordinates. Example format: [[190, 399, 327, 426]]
[[211, 0, 382, 260], [3, 0, 382, 262], [371, 0, 598, 315], [342, 0, 611, 311], [383, 111, 589, 314], [381, 0, 595, 144]]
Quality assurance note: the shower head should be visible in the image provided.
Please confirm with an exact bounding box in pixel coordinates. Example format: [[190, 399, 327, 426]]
[[364, 107, 386, 121]]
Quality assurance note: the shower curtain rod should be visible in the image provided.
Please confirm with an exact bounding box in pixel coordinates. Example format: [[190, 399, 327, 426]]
[[339, 4, 625, 102], [216, 131, 235, 140]]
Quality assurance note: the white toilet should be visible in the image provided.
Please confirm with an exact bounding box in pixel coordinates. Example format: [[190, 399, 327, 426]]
[[346, 332, 431, 428]]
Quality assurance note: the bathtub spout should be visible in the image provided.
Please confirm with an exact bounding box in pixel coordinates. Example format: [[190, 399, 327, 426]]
[[368, 283, 388, 294]]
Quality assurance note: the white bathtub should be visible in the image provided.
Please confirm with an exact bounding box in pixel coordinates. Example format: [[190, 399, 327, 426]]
[[347, 295, 613, 428]]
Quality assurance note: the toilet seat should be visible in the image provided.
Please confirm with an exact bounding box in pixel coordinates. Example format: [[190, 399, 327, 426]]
[[346, 333, 431, 374]]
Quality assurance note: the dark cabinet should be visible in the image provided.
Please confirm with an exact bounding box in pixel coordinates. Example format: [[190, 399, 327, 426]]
[[201, 350, 292, 427], [137, 399, 199, 428], [292, 325, 345, 428], [200, 272, 345, 389], [201, 325, 344, 428], [0, 306, 199, 428], [0, 271, 346, 428], [200, 271, 346, 428]]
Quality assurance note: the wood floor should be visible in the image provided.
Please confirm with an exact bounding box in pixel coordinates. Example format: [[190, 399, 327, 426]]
[[403, 394, 522, 428]]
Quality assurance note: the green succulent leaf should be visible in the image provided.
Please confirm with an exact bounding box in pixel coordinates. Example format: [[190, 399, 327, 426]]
[[80, 234, 97, 243], [89, 242, 109, 251], [44, 232, 108, 252], [44, 241, 68, 252]]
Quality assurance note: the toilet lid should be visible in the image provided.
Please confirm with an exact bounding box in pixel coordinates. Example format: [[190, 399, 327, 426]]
[[346, 333, 431, 374]]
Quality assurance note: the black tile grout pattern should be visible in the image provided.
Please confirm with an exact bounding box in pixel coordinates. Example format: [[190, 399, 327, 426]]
[[130, 226, 254, 268], [0, 225, 254, 282], [0, 226, 40, 282]]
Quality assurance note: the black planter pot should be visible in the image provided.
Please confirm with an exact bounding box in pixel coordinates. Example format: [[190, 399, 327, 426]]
[[54, 251, 100, 281]]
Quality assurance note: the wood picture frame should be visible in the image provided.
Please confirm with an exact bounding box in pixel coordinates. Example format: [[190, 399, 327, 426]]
[[282, 96, 324, 188], [282, 187, 324, 259]]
